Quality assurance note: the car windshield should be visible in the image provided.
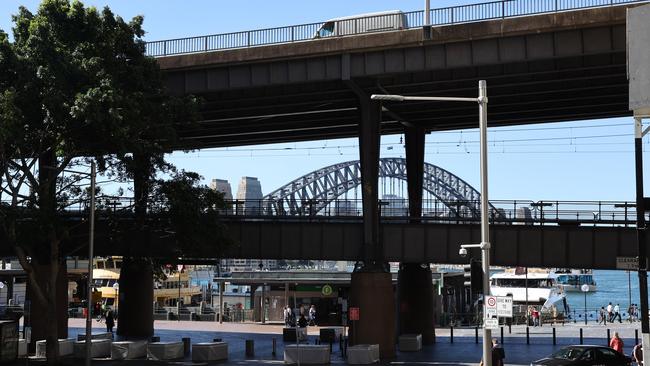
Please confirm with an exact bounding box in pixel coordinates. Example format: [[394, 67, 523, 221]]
[[551, 347, 585, 360], [318, 22, 334, 37]]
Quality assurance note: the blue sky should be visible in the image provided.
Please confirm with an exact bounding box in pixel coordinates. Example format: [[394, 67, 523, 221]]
[[0, 0, 645, 202]]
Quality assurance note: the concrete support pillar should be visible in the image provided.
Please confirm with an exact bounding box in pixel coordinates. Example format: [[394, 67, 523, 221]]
[[398, 263, 434, 344], [405, 125, 425, 219], [400, 125, 435, 344], [349, 93, 396, 358], [358, 97, 382, 262], [350, 271, 395, 358]]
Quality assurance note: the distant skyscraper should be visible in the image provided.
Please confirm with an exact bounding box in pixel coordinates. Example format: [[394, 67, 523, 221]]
[[236, 177, 263, 214], [210, 179, 233, 200]]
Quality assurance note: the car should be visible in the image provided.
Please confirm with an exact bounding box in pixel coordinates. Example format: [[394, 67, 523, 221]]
[[531, 345, 631, 365]]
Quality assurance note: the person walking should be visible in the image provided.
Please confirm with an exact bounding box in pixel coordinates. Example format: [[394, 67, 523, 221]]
[[298, 314, 308, 328], [633, 343, 643, 365], [308, 305, 316, 326], [481, 339, 505, 366], [613, 304, 622, 323], [283, 305, 291, 327], [599, 307, 607, 325], [609, 331, 624, 354], [531, 307, 540, 327], [492, 338, 505, 366], [607, 302, 614, 323], [629, 304, 636, 323], [105, 307, 115, 334]]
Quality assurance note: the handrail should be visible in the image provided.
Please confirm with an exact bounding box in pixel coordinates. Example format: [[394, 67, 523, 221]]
[[2, 197, 641, 226], [145, 0, 648, 57]]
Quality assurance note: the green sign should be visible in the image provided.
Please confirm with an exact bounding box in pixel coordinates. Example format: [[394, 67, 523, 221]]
[[321, 285, 333, 296]]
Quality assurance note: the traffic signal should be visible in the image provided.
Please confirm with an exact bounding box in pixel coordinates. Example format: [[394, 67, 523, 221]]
[[470, 259, 483, 293]]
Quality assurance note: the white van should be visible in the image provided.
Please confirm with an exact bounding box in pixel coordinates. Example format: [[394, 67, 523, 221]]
[[315, 10, 407, 38]]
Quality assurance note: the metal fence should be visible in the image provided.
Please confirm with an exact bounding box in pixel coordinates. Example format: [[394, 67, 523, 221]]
[[2, 196, 641, 226], [145, 0, 648, 56]]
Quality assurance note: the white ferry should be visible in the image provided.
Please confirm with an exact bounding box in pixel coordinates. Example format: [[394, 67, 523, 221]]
[[490, 268, 565, 306], [553, 268, 597, 292]]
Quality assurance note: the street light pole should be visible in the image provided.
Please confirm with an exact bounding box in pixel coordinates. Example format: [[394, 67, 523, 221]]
[[85, 161, 96, 366], [371, 80, 492, 365], [477, 80, 492, 365]]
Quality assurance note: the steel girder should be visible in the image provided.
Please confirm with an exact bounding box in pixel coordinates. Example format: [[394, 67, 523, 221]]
[[262, 157, 503, 219]]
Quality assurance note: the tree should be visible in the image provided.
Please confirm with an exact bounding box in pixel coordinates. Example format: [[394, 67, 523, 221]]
[[0, 0, 202, 362]]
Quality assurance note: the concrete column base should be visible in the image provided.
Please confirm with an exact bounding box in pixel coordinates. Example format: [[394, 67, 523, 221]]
[[398, 263, 434, 344], [350, 271, 395, 358]]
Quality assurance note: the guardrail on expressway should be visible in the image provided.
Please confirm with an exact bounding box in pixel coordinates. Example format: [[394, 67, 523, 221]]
[[145, 0, 649, 56]]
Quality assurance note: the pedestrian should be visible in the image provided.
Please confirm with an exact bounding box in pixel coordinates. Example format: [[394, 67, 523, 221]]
[[613, 304, 622, 323], [629, 304, 636, 323], [492, 338, 505, 366], [480, 339, 505, 366], [298, 314, 308, 328], [308, 305, 316, 326], [283, 305, 292, 327], [532, 307, 540, 327], [105, 307, 115, 333], [633, 343, 643, 365], [607, 302, 614, 323], [599, 307, 607, 325], [609, 331, 624, 354]]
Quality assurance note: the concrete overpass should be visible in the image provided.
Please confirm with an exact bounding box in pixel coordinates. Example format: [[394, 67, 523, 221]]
[[154, 3, 642, 149]]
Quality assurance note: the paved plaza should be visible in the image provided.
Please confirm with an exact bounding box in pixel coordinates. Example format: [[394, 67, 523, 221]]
[[30, 319, 638, 365]]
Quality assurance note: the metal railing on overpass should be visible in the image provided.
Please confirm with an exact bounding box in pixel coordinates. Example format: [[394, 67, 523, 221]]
[[145, 0, 648, 57], [12, 196, 639, 227]]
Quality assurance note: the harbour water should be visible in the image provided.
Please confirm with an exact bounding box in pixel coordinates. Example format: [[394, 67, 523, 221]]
[[564, 270, 646, 320]]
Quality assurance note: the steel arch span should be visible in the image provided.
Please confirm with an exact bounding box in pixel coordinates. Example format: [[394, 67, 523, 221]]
[[262, 157, 503, 219]]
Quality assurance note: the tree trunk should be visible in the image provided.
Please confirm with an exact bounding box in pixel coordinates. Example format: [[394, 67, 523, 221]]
[[116, 257, 153, 338], [29, 261, 67, 364]]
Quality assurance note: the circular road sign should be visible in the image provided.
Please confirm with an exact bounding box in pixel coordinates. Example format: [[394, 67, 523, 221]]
[[581, 284, 590, 292], [487, 296, 497, 307], [321, 285, 333, 296]]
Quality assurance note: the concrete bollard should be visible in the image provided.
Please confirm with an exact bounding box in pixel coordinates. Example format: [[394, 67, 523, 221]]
[[182, 337, 191, 356], [245, 339, 254, 357]]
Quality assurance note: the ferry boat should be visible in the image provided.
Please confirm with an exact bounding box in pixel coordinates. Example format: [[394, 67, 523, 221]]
[[92, 258, 202, 308], [553, 268, 597, 292], [489, 268, 565, 306]]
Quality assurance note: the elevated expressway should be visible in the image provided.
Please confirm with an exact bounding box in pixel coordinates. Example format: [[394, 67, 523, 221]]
[[156, 4, 639, 149]]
